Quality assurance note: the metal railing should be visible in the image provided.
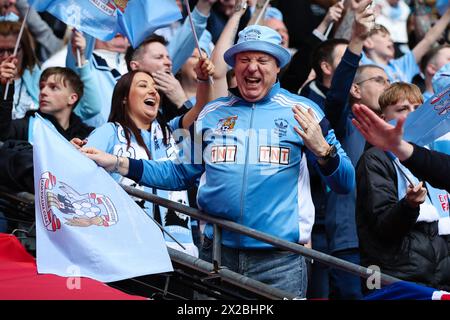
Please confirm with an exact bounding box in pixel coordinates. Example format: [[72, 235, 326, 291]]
[[0, 185, 402, 299], [121, 185, 401, 286], [0, 187, 298, 299]]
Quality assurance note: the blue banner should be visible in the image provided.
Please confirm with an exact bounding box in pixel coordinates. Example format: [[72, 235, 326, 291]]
[[28, 0, 182, 48]]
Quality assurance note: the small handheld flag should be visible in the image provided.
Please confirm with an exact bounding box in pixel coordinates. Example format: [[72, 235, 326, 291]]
[[33, 115, 173, 282], [28, 0, 182, 48]]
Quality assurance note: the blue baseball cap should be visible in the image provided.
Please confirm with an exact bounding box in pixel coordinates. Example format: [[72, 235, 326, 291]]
[[432, 62, 450, 94], [224, 25, 291, 68]]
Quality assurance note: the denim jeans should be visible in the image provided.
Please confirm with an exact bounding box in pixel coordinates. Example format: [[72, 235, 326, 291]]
[[200, 237, 307, 298]]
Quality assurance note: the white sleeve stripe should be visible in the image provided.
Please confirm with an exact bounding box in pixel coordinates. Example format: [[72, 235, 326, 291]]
[[271, 95, 298, 107], [198, 100, 226, 119], [297, 153, 315, 244], [198, 98, 238, 120], [271, 97, 290, 108], [198, 105, 222, 120], [272, 94, 322, 121], [196, 172, 207, 210], [273, 94, 310, 109]]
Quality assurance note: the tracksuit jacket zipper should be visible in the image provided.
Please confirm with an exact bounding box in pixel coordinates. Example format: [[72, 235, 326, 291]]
[[238, 103, 256, 247]]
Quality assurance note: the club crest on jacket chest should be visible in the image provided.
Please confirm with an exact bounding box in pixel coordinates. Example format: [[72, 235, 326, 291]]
[[215, 115, 238, 134]]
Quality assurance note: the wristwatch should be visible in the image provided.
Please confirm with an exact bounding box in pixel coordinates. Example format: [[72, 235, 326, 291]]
[[319, 144, 337, 162], [182, 100, 194, 110]]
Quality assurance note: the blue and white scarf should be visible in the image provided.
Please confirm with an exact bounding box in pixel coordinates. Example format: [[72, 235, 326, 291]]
[[390, 153, 450, 235], [113, 123, 198, 257]]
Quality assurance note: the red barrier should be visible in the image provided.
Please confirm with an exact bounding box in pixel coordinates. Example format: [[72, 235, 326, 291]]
[[0, 233, 147, 300]]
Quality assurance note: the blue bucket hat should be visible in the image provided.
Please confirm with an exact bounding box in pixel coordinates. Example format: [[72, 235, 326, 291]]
[[432, 62, 450, 94], [223, 25, 291, 68], [265, 7, 284, 22]]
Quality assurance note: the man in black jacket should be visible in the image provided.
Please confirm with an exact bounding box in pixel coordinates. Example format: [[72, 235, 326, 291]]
[[352, 103, 450, 193], [0, 63, 93, 189], [354, 86, 450, 291], [0, 63, 94, 231], [0, 63, 93, 142]]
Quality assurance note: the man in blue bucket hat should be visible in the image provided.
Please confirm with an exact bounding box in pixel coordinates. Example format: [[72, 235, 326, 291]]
[[224, 24, 291, 67], [83, 24, 354, 298]]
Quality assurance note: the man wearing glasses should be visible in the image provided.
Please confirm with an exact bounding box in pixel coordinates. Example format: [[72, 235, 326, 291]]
[[349, 65, 391, 117], [322, 63, 391, 299], [315, 0, 392, 299]]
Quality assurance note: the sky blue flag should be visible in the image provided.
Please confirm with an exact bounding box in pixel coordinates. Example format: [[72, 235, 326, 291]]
[[28, 0, 182, 48], [436, 0, 449, 16], [402, 85, 450, 147], [33, 115, 173, 282]]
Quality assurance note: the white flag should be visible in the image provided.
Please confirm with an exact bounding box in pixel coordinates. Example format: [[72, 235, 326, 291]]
[[33, 115, 173, 282]]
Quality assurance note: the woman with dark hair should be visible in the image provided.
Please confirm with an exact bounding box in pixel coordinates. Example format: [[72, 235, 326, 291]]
[[0, 21, 40, 119], [103, 70, 171, 160], [74, 59, 214, 256]]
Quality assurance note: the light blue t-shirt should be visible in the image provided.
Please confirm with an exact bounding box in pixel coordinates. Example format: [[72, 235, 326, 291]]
[[361, 51, 420, 83], [12, 78, 37, 120], [423, 90, 434, 101]]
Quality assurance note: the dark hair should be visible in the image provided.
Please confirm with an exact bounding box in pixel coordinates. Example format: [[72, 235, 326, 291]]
[[108, 70, 170, 159], [420, 44, 450, 73], [0, 21, 38, 77], [226, 69, 236, 88], [311, 38, 349, 83], [40, 67, 84, 108], [125, 34, 168, 72]]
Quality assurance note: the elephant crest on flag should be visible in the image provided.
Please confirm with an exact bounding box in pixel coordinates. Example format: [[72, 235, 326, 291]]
[[38, 172, 118, 232], [113, 0, 129, 12], [432, 86, 450, 116], [89, 0, 129, 15]]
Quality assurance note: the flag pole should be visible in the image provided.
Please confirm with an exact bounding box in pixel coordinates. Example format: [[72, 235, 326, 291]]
[[183, 0, 214, 84], [324, 0, 345, 39], [387, 151, 433, 202], [247, 0, 269, 26], [144, 211, 187, 250], [74, 29, 82, 68], [76, 49, 82, 68], [3, 6, 30, 101], [391, 158, 415, 186], [253, 0, 271, 26], [391, 159, 433, 202], [324, 22, 334, 39]]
